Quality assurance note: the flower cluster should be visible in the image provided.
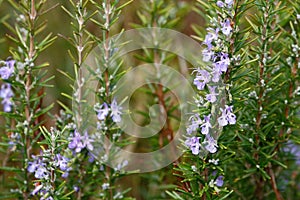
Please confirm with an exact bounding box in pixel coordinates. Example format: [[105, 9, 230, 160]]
[[0, 83, 14, 112], [0, 59, 15, 112], [94, 98, 122, 123], [27, 151, 72, 199], [0, 59, 15, 79], [185, 0, 236, 155]]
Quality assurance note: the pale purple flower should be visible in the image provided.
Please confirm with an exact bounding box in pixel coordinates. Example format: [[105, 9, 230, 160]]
[[73, 186, 79, 192], [202, 48, 214, 62], [102, 183, 110, 190], [27, 155, 39, 173], [68, 130, 85, 153], [214, 53, 230, 72], [221, 19, 232, 36], [88, 152, 95, 163], [0, 83, 14, 112], [31, 184, 43, 195], [62, 169, 71, 178], [34, 164, 49, 179], [211, 69, 222, 82], [225, 0, 233, 8], [54, 154, 69, 171], [110, 99, 122, 122], [215, 175, 224, 187], [95, 102, 109, 120], [206, 86, 218, 103], [218, 105, 236, 126], [216, 1, 224, 7], [204, 134, 218, 153], [82, 131, 94, 151], [186, 114, 202, 134], [185, 136, 201, 155], [203, 28, 219, 49], [201, 115, 211, 135], [193, 69, 211, 90], [0, 60, 15, 79]]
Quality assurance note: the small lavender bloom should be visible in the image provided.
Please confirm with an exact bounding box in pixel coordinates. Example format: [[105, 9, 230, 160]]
[[110, 99, 122, 122], [73, 185, 79, 192], [35, 164, 49, 179], [202, 48, 214, 62], [206, 86, 218, 103], [82, 131, 94, 151], [201, 114, 212, 135], [31, 184, 43, 195], [215, 175, 224, 187], [45, 197, 54, 200], [94, 102, 109, 120], [186, 114, 202, 134], [203, 28, 219, 49], [218, 108, 228, 126], [62, 171, 69, 178], [88, 152, 95, 163], [218, 105, 236, 126], [0, 83, 14, 112], [115, 160, 129, 171], [214, 53, 230, 72], [225, 0, 233, 8], [0, 60, 15, 79], [68, 130, 85, 153], [55, 154, 69, 171], [204, 134, 218, 153], [216, 1, 224, 8], [28, 156, 39, 173], [102, 183, 110, 190], [225, 105, 236, 124], [193, 69, 211, 90], [211, 69, 222, 82], [221, 19, 232, 36], [185, 136, 201, 155]]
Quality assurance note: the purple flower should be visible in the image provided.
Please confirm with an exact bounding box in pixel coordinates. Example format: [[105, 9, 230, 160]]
[[202, 48, 214, 62], [201, 115, 211, 135], [193, 69, 211, 90], [203, 28, 219, 49], [82, 131, 94, 151], [0, 83, 14, 112], [31, 184, 43, 195], [211, 69, 222, 82], [88, 152, 95, 163], [225, 0, 233, 8], [68, 130, 85, 153], [185, 136, 201, 155], [54, 154, 69, 171], [216, 1, 224, 8], [0, 60, 15, 79], [221, 19, 232, 36], [218, 105, 236, 126], [204, 134, 218, 153], [73, 185, 79, 192], [34, 164, 49, 179], [206, 86, 218, 103], [186, 114, 202, 134], [215, 175, 224, 187], [95, 102, 109, 120], [214, 53, 230, 73], [110, 98, 122, 122], [27, 155, 39, 173]]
